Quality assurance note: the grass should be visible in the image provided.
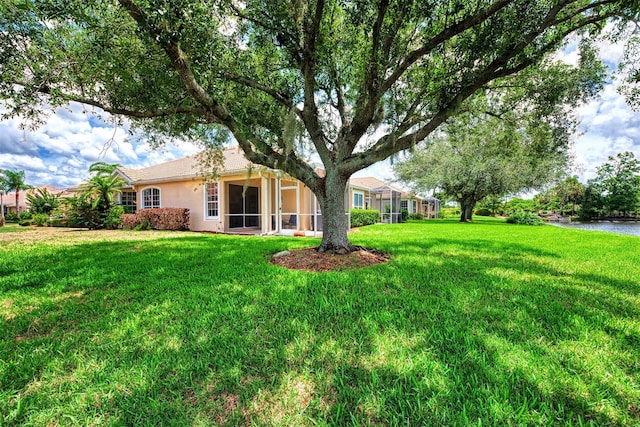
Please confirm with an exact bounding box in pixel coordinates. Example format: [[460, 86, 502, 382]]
[[1, 218, 639, 426]]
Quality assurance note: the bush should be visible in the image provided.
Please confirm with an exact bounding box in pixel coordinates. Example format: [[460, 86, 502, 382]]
[[5, 213, 19, 222], [401, 209, 409, 222], [475, 208, 492, 216], [350, 209, 380, 228], [105, 206, 125, 229], [506, 211, 544, 226], [48, 218, 68, 227], [408, 212, 424, 220], [121, 213, 141, 230], [441, 207, 460, 217], [121, 208, 190, 231], [18, 219, 33, 226], [19, 211, 32, 220], [32, 213, 49, 226], [134, 219, 152, 231]]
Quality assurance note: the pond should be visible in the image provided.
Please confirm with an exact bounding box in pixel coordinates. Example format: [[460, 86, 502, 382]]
[[551, 221, 640, 237]]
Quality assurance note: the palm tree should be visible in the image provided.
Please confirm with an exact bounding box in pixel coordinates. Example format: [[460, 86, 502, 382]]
[[0, 169, 31, 214], [74, 162, 126, 227], [0, 176, 7, 226], [79, 172, 126, 212]]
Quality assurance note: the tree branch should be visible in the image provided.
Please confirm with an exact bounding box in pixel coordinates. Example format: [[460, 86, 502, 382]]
[[299, 0, 332, 165], [220, 71, 295, 110]]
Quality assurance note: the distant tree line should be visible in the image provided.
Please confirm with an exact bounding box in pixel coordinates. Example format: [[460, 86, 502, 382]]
[[472, 152, 640, 220]]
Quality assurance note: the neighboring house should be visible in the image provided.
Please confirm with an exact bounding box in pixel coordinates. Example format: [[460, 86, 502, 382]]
[[2, 185, 69, 215], [348, 177, 404, 223], [114, 147, 440, 235], [348, 177, 440, 221], [421, 196, 441, 219]]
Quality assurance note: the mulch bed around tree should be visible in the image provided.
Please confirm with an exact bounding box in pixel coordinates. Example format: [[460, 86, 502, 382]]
[[271, 246, 390, 272]]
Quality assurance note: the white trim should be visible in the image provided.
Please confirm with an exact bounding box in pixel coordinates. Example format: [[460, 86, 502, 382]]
[[140, 186, 161, 209], [352, 190, 365, 209], [204, 181, 220, 220]]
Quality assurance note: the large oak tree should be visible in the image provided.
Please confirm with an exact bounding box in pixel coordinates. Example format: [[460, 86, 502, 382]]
[[0, 1, 636, 252]]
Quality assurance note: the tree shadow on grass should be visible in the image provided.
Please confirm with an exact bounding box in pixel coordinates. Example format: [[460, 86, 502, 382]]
[[1, 231, 639, 425]]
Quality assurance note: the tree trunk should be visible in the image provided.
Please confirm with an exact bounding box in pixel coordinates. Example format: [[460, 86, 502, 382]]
[[15, 190, 19, 214], [459, 199, 475, 222], [316, 170, 354, 254]]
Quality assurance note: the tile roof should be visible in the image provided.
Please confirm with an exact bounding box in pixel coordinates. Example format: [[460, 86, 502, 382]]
[[113, 146, 419, 201], [350, 177, 418, 199], [118, 147, 252, 184]]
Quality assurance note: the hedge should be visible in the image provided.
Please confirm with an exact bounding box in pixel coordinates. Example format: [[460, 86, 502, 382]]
[[506, 211, 544, 226], [350, 209, 380, 228], [122, 208, 190, 231]]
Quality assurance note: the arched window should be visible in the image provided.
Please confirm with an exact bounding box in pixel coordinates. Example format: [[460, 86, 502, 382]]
[[141, 187, 160, 209]]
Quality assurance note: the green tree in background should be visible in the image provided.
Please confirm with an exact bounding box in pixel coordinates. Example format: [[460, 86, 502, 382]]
[[583, 152, 640, 218], [394, 84, 576, 222], [0, 169, 31, 214], [1, 1, 637, 251], [26, 187, 62, 215]]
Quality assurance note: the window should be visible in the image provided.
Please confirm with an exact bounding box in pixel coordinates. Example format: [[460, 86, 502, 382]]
[[205, 182, 219, 219], [401, 200, 408, 211], [142, 187, 160, 209], [353, 191, 364, 209], [120, 191, 137, 213], [412, 200, 417, 213]]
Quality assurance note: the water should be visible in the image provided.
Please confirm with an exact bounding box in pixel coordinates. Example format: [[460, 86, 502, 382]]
[[551, 221, 640, 237]]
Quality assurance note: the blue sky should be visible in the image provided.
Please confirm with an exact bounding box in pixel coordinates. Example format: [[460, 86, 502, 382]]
[[0, 37, 639, 192]]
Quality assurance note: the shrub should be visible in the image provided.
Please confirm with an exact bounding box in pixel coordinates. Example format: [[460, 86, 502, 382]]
[[134, 219, 152, 231], [18, 219, 33, 226], [350, 209, 380, 228], [5, 213, 19, 222], [401, 209, 409, 222], [441, 207, 460, 217], [506, 211, 544, 226], [48, 218, 68, 227], [19, 211, 32, 220], [121, 214, 140, 230], [105, 206, 125, 229], [408, 212, 424, 220], [475, 208, 492, 216], [121, 208, 190, 231], [33, 213, 49, 226]]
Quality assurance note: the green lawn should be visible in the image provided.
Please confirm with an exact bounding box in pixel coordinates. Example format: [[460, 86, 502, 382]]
[[1, 219, 639, 426]]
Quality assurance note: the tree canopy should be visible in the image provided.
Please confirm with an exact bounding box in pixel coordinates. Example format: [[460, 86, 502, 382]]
[[1, 0, 637, 251], [581, 151, 640, 218], [393, 93, 573, 222]]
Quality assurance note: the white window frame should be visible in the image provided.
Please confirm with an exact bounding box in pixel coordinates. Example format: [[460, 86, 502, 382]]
[[119, 190, 137, 213], [141, 187, 161, 209], [412, 200, 417, 213], [401, 200, 408, 211], [353, 191, 364, 209], [204, 181, 220, 220]]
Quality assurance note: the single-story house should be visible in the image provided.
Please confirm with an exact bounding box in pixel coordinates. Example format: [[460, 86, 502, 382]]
[[114, 147, 440, 235], [115, 147, 322, 236], [1, 185, 69, 215]]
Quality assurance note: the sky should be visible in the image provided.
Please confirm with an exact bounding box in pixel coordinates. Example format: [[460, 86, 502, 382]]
[[1, 37, 639, 192]]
